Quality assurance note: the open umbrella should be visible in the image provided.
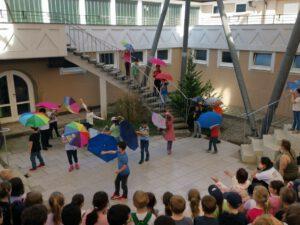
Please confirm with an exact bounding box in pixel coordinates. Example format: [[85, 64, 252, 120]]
[[156, 72, 173, 81], [88, 133, 118, 162], [36, 102, 60, 110], [64, 122, 89, 148], [119, 120, 138, 151], [19, 112, 49, 127], [197, 111, 222, 129], [64, 96, 80, 114], [152, 112, 166, 129], [149, 57, 167, 67]]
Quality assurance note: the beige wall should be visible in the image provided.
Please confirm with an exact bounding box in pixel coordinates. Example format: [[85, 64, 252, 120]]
[[0, 59, 124, 112], [194, 50, 298, 117]]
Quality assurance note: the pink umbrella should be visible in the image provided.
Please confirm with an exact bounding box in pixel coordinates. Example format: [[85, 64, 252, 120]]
[[156, 72, 173, 81], [152, 112, 166, 129], [36, 102, 60, 110], [64, 97, 80, 114], [149, 57, 167, 67]]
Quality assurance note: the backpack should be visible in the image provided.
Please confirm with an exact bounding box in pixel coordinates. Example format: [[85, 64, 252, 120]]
[[131, 212, 152, 225]]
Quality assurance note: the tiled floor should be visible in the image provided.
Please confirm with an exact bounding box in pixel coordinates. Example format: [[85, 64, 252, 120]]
[[2, 135, 252, 213]]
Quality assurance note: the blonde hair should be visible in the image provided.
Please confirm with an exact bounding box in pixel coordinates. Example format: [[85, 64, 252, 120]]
[[253, 186, 270, 214], [133, 191, 149, 209], [48, 192, 65, 225], [253, 214, 281, 225], [188, 189, 201, 218]]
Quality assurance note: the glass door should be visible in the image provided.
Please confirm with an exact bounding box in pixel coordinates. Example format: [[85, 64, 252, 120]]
[[0, 71, 35, 123]]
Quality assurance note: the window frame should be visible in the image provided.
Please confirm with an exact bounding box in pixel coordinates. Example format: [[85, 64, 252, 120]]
[[212, 5, 219, 14], [248, 52, 275, 72], [193, 49, 209, 65], [99, 52, 115, 66], [217, 50, 239, 68], [290, 54, 300, 74], [155, 49, 172, 64], [235, 3, 247, 13], [131, 50, 147, 65]]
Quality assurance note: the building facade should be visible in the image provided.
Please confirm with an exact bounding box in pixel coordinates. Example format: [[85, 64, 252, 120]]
[[0, 0, 299, 123]]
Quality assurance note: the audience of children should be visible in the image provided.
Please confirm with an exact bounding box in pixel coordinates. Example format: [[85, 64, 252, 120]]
[[0, 166, 300, 225]]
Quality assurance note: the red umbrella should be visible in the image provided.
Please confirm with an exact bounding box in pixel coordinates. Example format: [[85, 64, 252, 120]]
[[149, 57, 167, 67], [156, 72, 173, 81], [36, 102, 60, 110]]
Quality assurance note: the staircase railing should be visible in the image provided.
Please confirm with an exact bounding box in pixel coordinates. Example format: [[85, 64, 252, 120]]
[[241, 91, 293, 142]]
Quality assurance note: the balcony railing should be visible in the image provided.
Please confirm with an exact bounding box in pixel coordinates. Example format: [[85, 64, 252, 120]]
[[0, 9, 297, 26]]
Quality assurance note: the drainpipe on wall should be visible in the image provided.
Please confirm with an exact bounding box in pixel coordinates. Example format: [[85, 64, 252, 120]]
[[143, 0, 170, 86], [180, 0, 191, 82], [260, 10, 300, 136], [216, 0, 258, 136]]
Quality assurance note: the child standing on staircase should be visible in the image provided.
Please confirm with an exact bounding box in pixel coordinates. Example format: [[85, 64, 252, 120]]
[[131, 58, 140, 88]]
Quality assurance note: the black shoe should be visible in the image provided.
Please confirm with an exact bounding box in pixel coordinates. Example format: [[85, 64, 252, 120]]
[[47, 145, 53, 148], [145, 157, 149, 162], [198, 135, 202, 138], [43, 148, 48, 151], [139, 160, 144, 164], [206, 149, 211, 153]]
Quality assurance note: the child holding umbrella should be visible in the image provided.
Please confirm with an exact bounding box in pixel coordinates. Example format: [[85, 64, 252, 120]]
[[163, 109, 175, 155], [153, 65, 162, 96]]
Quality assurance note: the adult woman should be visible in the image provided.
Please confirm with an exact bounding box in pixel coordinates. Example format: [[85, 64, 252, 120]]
[[275, 139, 298, 182], [290, 88, 300, 132], [253, 157, 283, 186], [153, 65, 162, 96], [164, 110, 175, 155]]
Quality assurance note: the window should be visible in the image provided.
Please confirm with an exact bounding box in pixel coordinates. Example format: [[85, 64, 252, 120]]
[[213, 6, 219, 14], [156, 49, 172, 64], [190, 7, 199, 26], [143, 2, 160, 26], [222, 51, 233, 63], [249, 52, 275, 71], [194, 49, 209, 65], [291, 55, 300, 73], [236, 4, 246, 13], [85, 0, 110, 25], [165, 4, 182, 26], [116, 0, 137, 25], [218, 50, 239, 68], [100, 53, 114, 65], [49, 0, 80, 24], [7, 0, 43, 23], [131, 51, 143, 63]]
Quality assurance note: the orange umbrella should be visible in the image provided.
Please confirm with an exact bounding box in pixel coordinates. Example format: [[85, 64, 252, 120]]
[[156, 72, 173, 81]]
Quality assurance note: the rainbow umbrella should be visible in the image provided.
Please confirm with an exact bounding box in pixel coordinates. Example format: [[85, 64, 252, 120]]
[[64, 122, 89, 148], [156, 72, 173, 81], [149, 57, 167, 67], [19, 112, 49, 127], [36, 102, 60, 110], [64, 96, 80, 114]]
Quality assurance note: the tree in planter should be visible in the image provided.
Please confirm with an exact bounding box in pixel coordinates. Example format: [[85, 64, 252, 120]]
[[169, 54, 215, 119]]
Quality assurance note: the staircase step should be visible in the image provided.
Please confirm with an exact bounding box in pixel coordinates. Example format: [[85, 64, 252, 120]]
[[283, 124, 292, 132], [103, 65, 114, 72], [241, 144, 257, 164], [81, 54, 90, 60], [145, 96, 159, 103], [95, 62, 105, 68], [148, 101, 162, 108], [175, 129, 191, 138], [263, 134, 279, 150], [173, 117, 185, 123], [74, 51, 82, 56], [173, 122, 189, 129], [142, 92, 153, 98], [109, 69, 121, 76], [88, 58, 97, 64]]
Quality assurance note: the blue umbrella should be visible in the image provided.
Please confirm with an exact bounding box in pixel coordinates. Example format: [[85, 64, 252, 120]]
[[287, 82, 298, 91], [197, 111, 222, 129], [120, 120, 138, 150], [124, 43, 134, 52], [88, 134, 118, 162]]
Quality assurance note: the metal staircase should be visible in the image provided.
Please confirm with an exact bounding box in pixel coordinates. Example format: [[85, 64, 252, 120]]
[[65, 26, 190, 137]]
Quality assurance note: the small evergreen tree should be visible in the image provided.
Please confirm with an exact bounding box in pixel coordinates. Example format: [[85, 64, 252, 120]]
[[169, 54, 214, 118]]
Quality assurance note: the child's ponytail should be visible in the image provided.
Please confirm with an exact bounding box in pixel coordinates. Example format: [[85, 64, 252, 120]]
[[86, 208, 99, 225], [49, 192, 65, 225], [188, 189, 201, 218]]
